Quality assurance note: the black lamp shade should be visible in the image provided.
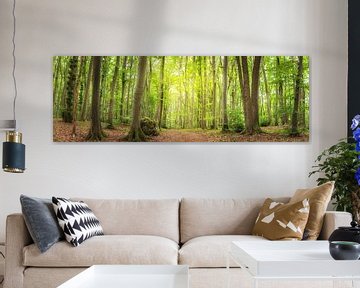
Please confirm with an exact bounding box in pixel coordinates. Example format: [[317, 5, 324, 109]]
[[2, 141, 25, 173]]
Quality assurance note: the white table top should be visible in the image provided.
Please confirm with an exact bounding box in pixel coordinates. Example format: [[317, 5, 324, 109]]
[[58, 265, 189, 288], [231, 240, 360, 278]]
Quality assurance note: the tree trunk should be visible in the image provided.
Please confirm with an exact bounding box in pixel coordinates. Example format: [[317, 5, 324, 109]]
[[201, 57, 206, 129], [59, 58, 70, 119], [144, 57, 152, 118], [261, 61, 271, 124], [235, 56, 246, 128], [100, 57, 109, 122], [80, 58, 93, 121], [211, 56, 217, 129], [276, 57, 286, 125], [119, 56, 128, 122], [250, 56, 262, 132], [126, 56, 148, 142], [71, 56, 85, 137], [299, 87, 305, 128], [222, 56, 229, 131], [107, 56, 120, 129], [241, 56, 252, 133], [183, 57, 189, 128], [63, 56, 79, 123], [53, 57, 61, 116], [158, 56, 165, 129], [239, 56, 262, 134], [290, 56, 303, 136], [86, 56, 103, 141], [125, 57, 134, 121]]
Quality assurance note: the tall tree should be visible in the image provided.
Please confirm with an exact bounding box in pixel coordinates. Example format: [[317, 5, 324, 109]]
[[158, 56, 166, 128], [240, 56, 251, 132], [183, 56, 190, 128], [125, 57, 134, 120], [100, 57, 110, 120], [86, 56, 104, 141], [63, 56, 79, 123], [211, 56, 217, 129], [291, 56, 303, 135], [239, 56, 262, 134], [144, 57, 152, 118], [107, 56, 120, 129], [251, 56, 262, 132], [277, 57, 286, 125], [71, 56, 85, 137], [119, 56, 128, 122], [80, 58, 93, 121], [126, 56, 148, 141], [222, 56, 229, 131], [53, 57, 62, 114], [59, 58, 71, 119], [261, 61, 271, 124], [235, 56, 246, 122], [200, 57, 206, 129]]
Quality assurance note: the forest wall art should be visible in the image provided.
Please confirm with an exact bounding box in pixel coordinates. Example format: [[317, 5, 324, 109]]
[[53, 56, 310, 142]]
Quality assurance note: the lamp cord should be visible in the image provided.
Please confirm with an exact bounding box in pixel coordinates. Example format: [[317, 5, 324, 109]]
[[12, 0, 17, 128]]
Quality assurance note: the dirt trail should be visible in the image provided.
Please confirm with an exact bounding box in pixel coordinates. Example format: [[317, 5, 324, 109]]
[[53, 120, 309, 142], [150, 130, 211, 142]]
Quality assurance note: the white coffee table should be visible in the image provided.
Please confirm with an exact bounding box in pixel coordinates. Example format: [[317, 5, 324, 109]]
[[58, 265, 189, 288], [228, 241, 360, 288]]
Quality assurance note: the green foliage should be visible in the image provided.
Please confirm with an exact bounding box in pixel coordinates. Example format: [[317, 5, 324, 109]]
[[140, 117, 159, 136], [309, 140, 360, 212], [260, 118, 271, 127], [122, 117, 131, 124], [228, 109, 244, 132]]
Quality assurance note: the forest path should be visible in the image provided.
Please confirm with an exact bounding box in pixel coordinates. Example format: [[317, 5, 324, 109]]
[[149, 128, 309, 142], [53, 120, 309, 142], [150, 129, 212, 142]]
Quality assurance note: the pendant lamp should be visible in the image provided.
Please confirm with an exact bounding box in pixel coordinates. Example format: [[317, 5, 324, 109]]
[[1, 0, 26, 173]]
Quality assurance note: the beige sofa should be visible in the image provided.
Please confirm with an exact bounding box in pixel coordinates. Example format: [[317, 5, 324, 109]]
[[4, 198, 352, 288]]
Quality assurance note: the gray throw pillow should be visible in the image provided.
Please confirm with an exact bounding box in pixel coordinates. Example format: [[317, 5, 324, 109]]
[[20, 195, 64, 253]]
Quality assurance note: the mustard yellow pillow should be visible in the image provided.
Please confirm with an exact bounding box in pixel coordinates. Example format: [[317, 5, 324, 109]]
[[252, 198, 310, 240], [289, 181, 334, 240]]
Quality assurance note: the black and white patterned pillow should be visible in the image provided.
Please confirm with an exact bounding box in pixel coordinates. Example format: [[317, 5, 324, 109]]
[[52, 197, 104, 247]]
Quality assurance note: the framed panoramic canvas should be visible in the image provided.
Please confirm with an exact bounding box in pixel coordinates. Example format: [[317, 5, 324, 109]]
[[53, 56, 309, 142]]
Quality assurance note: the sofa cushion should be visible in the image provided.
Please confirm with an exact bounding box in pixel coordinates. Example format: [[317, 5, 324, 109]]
[[179, 235, 267, 268], [23, 235, 179, 267], [52, 197, 104, 247], [252, 198, 310, 240], [72, 198, 179, 243], [20, 195, 64, 253], [290, 181, 334, 240], [180, 198, 289, 243]]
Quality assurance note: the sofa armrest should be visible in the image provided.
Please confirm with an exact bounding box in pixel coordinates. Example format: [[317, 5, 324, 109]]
[[318, 211, 352, 240], [4, 213, 32, 288]]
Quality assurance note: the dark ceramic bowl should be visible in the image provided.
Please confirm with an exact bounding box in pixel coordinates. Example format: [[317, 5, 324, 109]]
[[329, 241, 360, 260]]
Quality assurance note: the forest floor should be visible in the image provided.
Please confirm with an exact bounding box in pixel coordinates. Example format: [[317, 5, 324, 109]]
[[53, 120, 309, 142]]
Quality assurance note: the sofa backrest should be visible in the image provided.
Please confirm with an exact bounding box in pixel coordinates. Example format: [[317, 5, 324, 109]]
[[73, 198, 180, 243], [180, 197, 290, 243]]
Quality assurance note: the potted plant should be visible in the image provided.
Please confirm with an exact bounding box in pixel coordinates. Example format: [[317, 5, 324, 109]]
[[309, 115, 360, 222]]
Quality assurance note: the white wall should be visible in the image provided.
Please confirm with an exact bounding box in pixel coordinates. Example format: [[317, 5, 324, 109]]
[[0, 0, 347, 242]]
